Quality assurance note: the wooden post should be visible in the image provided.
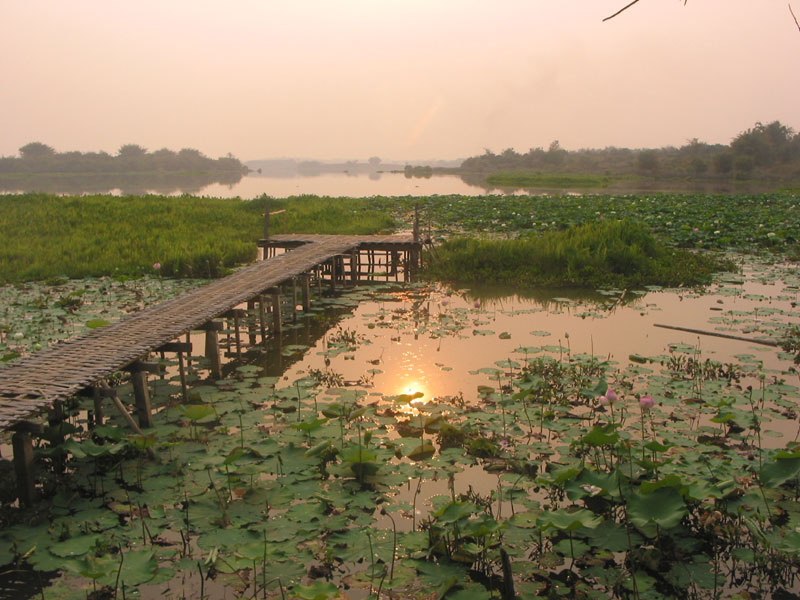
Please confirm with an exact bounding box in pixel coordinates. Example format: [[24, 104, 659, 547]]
[[126, 361, 161, 429], [271, 291, 283, 336], [263, 197, 271, 241], [258, 295, 268, 343], [291, 278, 298, 322], [350, 250, 358, 284], [413, 203, 420, 243], [96, 384, 153, 454], [301, 273, 310, 312], [92, 387, 104, 427], [317, 266, 322, 295], [131, 370, 152, 428], [223, 309, 244, 357], [247, 299, 257, 346], [178, 351, 188, 402], [330, 258, 337, 291], [185, 332, 192, 372], [410, 246, 420, 276], [12, 430, 36, 507], [233, 311, 242, 356], [202, 322, 223, 380], [159, 342, 192, 402]]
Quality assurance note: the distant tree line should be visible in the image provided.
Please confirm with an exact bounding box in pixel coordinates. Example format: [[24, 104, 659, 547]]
[[404, 165, 433, 178], [0, 142, 248, 175], [460, 121, 800, 181]]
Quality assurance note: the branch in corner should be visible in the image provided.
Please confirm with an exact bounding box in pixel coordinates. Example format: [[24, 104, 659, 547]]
[[604, 0, 687, 22], [790, 3, 800, 33]]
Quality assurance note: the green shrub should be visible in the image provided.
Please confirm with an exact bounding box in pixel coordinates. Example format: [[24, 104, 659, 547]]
[[424, 220, 733, 289]]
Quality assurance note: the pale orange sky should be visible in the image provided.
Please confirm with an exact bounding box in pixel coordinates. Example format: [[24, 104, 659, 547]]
[[1, 0, 798, 161]]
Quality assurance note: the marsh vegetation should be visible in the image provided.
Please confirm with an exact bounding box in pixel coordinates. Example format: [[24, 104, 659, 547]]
[[0, 191, 799, 599]]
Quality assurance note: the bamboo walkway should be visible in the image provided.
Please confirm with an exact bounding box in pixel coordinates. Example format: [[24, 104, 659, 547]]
[[0, 234, 416, 431]]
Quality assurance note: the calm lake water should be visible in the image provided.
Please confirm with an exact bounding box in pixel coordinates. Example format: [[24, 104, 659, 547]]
[[1, 170, 775, 198]]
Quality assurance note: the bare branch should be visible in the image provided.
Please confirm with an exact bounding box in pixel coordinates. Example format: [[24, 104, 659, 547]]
[[790, 3, 800, 32], [604, 0, 688, 22], [603, 0, 642, 22]]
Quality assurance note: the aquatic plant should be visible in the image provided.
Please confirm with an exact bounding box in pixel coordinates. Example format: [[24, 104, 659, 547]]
[[424, 220, 735, 289]]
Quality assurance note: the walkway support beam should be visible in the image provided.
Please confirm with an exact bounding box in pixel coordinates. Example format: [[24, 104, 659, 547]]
[[12, 428, 38, 507], [200, 321, 224, 380]]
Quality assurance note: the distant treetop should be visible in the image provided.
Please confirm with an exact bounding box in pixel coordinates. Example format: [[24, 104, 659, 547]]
[[1, 144, 248, 175]]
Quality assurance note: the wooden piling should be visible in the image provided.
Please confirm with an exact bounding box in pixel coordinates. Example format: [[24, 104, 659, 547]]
[[159, 341, 192, 403], [292, 278, 298, 322], [92, 387, 104, 427], [233, 311, 242, 357], [258, 295, 268, 342], [350, 250, 358, 284], [413, 204, 420, 243], [201, 322, 224, 380], [12, 428, 37, 506], [126, 361, 160, 428], [301, 273, 310, 311], [247, 299, 257, 346], [130, 370, 152, 428], [224, 309, 245, 357], [263, 197, 270, 243], [272, 292, 283, 336]]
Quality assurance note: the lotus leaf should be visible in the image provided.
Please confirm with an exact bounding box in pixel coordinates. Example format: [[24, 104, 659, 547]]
[[537, 508, 602, 532], [627, 487, 687, 536], [49, 534, 102, 558]]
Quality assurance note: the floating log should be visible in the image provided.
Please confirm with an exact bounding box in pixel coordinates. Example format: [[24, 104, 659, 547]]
[[654, 323, 779, 347]]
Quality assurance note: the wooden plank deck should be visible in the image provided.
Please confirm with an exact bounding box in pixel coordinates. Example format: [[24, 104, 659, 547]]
[[0, 235, 415, 431], [259, 233, 417, 249]]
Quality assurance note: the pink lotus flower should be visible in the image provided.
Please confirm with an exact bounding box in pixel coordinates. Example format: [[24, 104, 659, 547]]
[[639, 394, 654, 410], [473, 301, 481, 308], [598, 395, 610, 406], [153, 262, 161, 270], [605, 388, 618, 403], [441, 299, 449, 306]]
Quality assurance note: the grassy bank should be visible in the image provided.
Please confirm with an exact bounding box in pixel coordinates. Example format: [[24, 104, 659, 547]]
[[485, 171, 615, 188], [0, 194, 395, 282], [425, 220, 734, 288]]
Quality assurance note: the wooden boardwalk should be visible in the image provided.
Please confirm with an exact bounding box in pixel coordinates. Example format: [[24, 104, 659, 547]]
[[0, 234, 417, 431]]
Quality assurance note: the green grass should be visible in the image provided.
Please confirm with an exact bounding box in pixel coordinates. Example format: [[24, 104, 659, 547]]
[[0, 194, 396, 282], [266, 195, 396, 235], [425, 220, 734, 289], [485, 171, 615, 188]]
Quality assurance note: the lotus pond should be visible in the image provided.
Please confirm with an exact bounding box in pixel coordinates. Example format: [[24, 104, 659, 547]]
[[1, 253, 800, 600]]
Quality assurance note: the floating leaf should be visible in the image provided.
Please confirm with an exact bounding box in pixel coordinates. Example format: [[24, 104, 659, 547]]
[[85, 319, 111, 329], [627, 487, 687, 536], [292, 581, 340, 600], [49, 534, 101, 558], [537, 508, 602, 532], [179, 404, 215, 422]]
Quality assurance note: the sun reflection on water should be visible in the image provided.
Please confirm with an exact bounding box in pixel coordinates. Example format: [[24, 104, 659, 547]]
[[392, 381, 428, 416]]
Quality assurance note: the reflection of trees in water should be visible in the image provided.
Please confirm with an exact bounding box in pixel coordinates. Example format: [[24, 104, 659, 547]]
[[0, 171, 243, 196], [456, 171, 773, 195], [464, 284, 645, 313]]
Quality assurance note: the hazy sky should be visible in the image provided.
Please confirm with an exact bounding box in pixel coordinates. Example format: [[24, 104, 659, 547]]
[[1, 1, 798, 161]]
